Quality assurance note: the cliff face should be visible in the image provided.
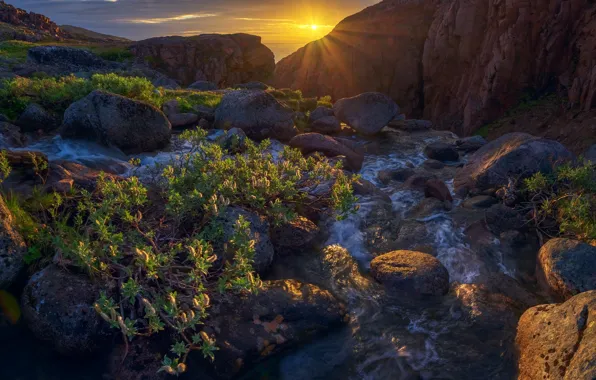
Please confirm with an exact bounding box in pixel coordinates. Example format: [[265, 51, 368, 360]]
[[274, 0, 596, 135], [130, 34, 275, 87], [0, 0, 66, 40]]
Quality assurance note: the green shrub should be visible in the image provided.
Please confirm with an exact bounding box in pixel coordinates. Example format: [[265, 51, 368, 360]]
[[523, 162, 596, 240], [89, 46, 134, 62], [0, 40, 36, 62], [5, 129, 356, 374]]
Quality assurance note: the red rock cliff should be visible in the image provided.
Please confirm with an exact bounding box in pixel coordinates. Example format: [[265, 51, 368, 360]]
[[274, 0, 596, 136], [0, 0, 65, 39]]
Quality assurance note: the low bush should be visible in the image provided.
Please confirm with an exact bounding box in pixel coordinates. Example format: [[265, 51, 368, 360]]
[[523, 162, 596, 241], [4, 128, 355, 374]]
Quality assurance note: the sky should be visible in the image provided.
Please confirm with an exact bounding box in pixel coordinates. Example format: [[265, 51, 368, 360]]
[[10, 0, 378, 59]]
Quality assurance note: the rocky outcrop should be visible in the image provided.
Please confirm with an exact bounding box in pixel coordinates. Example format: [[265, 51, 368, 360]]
[[515, 291, 596, 380], [538, 238, 596, 300], [0, 1, 66, 41], [214, 90, 296, 141], [207, 279, 345, 378], [130, 34, 275, 87], [26, 46, 111, 71], [21, 266, 111, 355], [454, 133, 573, 194], [370, 250, 450, 296], [275, 0, 596, 136], [60, 90, 172, 154], [15, 103, 60, 132], [0, 194, 26, 289]]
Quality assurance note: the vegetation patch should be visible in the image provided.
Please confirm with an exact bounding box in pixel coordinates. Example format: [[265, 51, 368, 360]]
[[266, 88, 332, 113], [0, 40, 36, 62]]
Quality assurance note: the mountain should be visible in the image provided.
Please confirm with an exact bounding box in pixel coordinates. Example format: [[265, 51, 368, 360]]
[[274, 0, 596, 136]]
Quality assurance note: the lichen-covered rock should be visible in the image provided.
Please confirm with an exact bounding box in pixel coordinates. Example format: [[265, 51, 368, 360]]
[[207, 279, 345, 378], [16, 103, 60, 132], [333, 92, 399, 135], [289, 133, 363, 171], [0, 195, 26, 289], [515, 291, 596, 380], [214, 90, 296, 141], [60, 90, 171, 154], [21, 266, 111, 355], [370, 250, 449, 296], [538, 238, 596, 300], [455, 133, 573, 194]]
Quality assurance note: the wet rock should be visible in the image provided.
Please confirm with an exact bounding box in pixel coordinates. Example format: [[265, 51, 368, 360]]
[[289, 133, 363, 171], [462, 195, 498, 209], [216, 207, 274, 275], [352, 178, 392, 204], [0, 195, 26, 289], [454, 133, 573, 194], [456, 135, 487, 153], [370, 250, 449, 296], [423, 159, 445, 170], [387, 119, 432, 132], [21, 266, 111, 355], [311, 116, 341, 134], [407, 197, 448, 220], [61, 90, 172, 154], [537, 239, 596, 300], [515, 291, 596, 380], [333, 92, 399, 135], [214, 90, 296, 141], [168, 113, 199, 129], [424, 142, 459, 162], [16, 103, 60, 132], [308, 106, 334, 123], [270, 216, 319, 256], [0, 121, 25, 148], [404, 173, 435, 192], [234, 81, 269, 90], [484, 203, 527, 235], [207, 279, 345, 378], [188, 80, 218, 91], [424, 178, 453, 202], [48, 160, 120, 192]]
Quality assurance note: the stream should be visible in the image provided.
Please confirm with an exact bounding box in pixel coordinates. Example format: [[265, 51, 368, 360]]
[[1, 128, 540, 379]]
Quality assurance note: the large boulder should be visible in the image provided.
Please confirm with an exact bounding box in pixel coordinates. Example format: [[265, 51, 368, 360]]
[[456, 136, 487, 153], [130, 34, 275, 87], [15, 103, 60, 132], [27, 46, 110, 70], [515, 291, 596, 380], [311, 116, 341, 134], [424, 178, 453, 202], [333, 92, 399, 135], [424, 142, 459, 162], [60, 90, 172, 154], [21, 266, 111, 355], [455, 133, 574, 194], [0, 195, 26, 289], [0, 121, 25, 148], [538, 239, 596, 300], [216, 207, 274, 275], [370, 250, 450, 296], [167, 113, 199, 129], [207, 279, 345, 378], [214, 90, 296, 141], [188, 80, 218, 91], [289, 133, 363, 171]]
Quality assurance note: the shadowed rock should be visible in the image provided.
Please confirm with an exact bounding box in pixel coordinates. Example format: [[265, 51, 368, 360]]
[[333, 92, 399, 135]]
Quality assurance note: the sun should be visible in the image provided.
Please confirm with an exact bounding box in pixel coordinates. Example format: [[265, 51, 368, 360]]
[[311, 24, 318, 30]]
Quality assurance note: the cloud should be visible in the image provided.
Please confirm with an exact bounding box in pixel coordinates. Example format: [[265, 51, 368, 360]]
[[119, 13, 218, 24]]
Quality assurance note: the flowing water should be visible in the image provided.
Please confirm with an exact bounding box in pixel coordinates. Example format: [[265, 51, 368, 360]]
[[2, 128, 536, 379]]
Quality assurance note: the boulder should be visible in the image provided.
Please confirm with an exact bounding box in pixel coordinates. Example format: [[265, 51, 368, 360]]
[[289, 133, 363, 171], [214, 90, 296, 141], [216, 207, 274, 275], [151, 76, 180, 90], [424, 178, 453, 202], [21, 266, 111, 355], [207, 279, 345, 378], [370, 250, 450, 296], [456, 136, 487, 153], [130, 34, 275, 87], [60, 90, 172, 154], [15, 103, 60, 132], [423, 159, 445, 170], [234, 81, 269, 90], [387, 119, 432, 132], [308, 106, 334, 123], [0, 121, 25, 148], [194, 105, 216, 122], [27, 46, 108, 70], [168, 113, 199, 129], [516, 291, 596, 380], [270, 216, 319, 256], [188, 80, 218, 91], [538, 239, 596, 300], [424, 142, 459, 162], [311, 116, 341, 134], [455, 133, 574, 194], [333, 92, 399, 135], [404, 173, 436, 192], [0, 195, 26, 289], [161, 99, 179, 116]]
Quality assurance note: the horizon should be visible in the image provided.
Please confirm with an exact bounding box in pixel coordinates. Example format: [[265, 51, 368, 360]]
[[9, 0, 378, 60]]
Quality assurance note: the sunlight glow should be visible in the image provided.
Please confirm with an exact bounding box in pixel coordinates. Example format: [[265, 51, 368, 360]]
[[311, 24, 318, 30]]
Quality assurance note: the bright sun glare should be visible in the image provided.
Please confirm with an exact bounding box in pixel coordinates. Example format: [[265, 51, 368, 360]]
[[311, 24, 318, 30]]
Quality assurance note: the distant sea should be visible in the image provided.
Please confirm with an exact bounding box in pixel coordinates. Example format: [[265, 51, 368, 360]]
[[267, 43, 308, 62]]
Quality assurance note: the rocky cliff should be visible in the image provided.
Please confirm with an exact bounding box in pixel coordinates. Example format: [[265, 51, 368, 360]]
[[130, 33, 275, 87], [0, 0, 66, 41], [274, 0, 596, 136]]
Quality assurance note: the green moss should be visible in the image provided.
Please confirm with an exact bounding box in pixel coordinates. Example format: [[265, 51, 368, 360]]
[[0, 40, 36, 62]]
